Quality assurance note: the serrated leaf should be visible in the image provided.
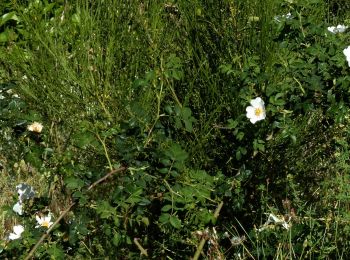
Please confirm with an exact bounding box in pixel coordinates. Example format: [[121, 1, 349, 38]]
[[159, 213, 170, 223], [169, 215, 181, 229], [166, 143, 188, 162]]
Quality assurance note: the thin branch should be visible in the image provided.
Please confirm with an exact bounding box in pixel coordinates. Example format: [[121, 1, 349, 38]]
[[87, 166, 127, 191], [134, 238, 148, 257], [25, 166, 127, 260]]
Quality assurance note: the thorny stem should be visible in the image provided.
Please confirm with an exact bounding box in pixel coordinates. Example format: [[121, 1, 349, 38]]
[[24, 166, 127, 260]]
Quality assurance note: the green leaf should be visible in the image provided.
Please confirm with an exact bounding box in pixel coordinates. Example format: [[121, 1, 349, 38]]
[[96, 201, 116, 219], [164, 54, 184, 80], [47, 244, 64, 260], [65, 177, 85, 190], [113, 232, 122, 246], [159, 168, 169, 174], [71, 13, 81, 24], [161, 204, 173, 212], [72, 131, 96, 148], [166, 143, 188, 162], [126, 189, 143, 204], [159, 213, 170, 224], [0, 32, 8, 42], [141, 217, 150, 226], [180, 107, 197, 132], [227, 119, 238, 129], [169, 215, 182, 229], [43, 3, 56, 13], [145, 70, 156, 81], [73, 191, 88, 205], [133, 79, 148, 88], [0, 12, 20, 26]]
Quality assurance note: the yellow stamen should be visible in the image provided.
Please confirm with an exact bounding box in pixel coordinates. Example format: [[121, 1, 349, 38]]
[[255, 108, 262, 116], [42, 221, 50, 228]]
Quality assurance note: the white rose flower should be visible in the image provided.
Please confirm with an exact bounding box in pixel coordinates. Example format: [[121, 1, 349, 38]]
[[246, 97, 266, 124], [35, 214, 53, 228], [327, 24, 348, 34], [9, 225, 24, 240]]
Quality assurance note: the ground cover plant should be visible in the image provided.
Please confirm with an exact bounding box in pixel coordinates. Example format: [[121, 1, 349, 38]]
[[1, 0, 350, 259]]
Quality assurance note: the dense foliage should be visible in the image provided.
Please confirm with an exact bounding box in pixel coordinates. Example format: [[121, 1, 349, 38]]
[[1, 0, 350, 259]]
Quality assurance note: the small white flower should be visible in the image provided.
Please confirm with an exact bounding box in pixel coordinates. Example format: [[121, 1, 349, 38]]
[[36, 214, 53, 228], [274, 12, 292, 23], [283, 12, 292, 20], [343, 46, 350, 67], [257, 213, 291, 232], [327, 24, 348, 34], [27, 122, 43, 133], [246, 97, 266, 124], [9, 225, 24, 240], [13, 201, 23, 215]]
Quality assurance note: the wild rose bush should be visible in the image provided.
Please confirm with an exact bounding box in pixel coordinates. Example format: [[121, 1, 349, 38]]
[[1, 0, 350, 259]]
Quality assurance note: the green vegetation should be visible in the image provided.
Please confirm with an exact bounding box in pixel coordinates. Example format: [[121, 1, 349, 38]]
[[1, 0, 350, 258]]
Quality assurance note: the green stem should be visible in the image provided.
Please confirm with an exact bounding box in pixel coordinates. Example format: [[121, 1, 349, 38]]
[[145, 82, 163, 147], [192, 201, 224, 260], [96, 133, 113, 171]]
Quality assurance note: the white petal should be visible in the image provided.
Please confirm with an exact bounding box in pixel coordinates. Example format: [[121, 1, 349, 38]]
[[44, 215, 52, 223], [246, 106, 255, 117], [250, 97, 264, 107], [9, 225, 24, 239], [344, 46, 350, 67], [336, 24, 347, 33], [9, 233, 20, 240], [343, 46, 350, 55], [36, 215, 43, 224], [282, 222, 291, 230], [13, 201, 23, 215], [285, 12, 292, 19], [327, 26, 336, 33], [13, 225, 24, 235], [250, 117, 258, 124]]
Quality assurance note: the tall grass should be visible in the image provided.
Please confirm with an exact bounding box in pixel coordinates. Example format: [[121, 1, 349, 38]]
[[1, 0, 350, 258]]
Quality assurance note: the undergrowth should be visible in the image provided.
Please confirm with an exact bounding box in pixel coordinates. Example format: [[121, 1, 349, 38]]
[[1, 0, 350, 259]]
